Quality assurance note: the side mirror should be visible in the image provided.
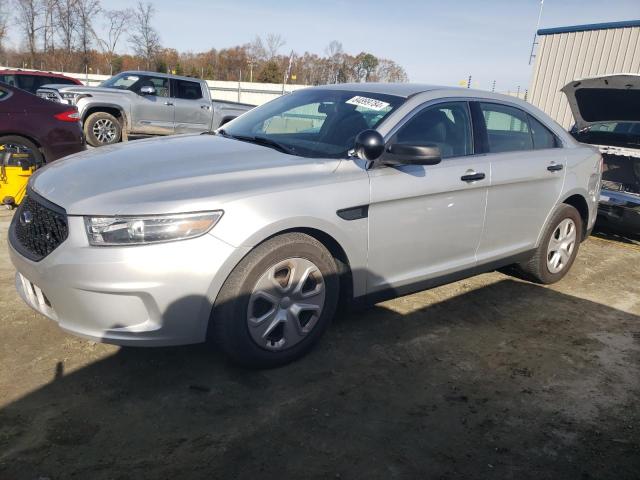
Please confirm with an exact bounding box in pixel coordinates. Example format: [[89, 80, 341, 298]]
[[383, 144, 442, 166], [354, 129, 385, 161], [139, 85, 156, 96]]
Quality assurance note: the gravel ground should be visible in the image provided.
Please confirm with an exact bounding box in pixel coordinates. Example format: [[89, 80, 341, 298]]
[[0, 209, 638, 480]]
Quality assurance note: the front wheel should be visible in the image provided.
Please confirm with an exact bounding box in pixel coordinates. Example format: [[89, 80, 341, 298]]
[[517, 204, 582, 284], [84, 111, 122, 147], [210, 233, 340, 368]]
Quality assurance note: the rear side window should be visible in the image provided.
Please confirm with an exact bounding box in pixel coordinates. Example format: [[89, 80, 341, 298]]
[[480, 103, 533, 153], [528, 114, 559, 149], [0, 75, 17, 87], [173, 79, 203, 100], [394, 102, 473, 158]]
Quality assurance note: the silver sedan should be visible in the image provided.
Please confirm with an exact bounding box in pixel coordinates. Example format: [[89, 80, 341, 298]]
[[9, 83, 602, 367]]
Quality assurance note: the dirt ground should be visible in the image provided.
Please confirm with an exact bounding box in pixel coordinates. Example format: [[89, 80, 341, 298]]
[[0, 209, 638, 480]]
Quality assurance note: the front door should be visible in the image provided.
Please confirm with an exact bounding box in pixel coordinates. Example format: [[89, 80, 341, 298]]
[[473, 102, 567, 263], [367, 101, 489, 294], [131, 75, 174, 135]]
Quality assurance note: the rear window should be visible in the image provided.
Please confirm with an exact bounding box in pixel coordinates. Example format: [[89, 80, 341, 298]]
[[173, 79, 203, 100]]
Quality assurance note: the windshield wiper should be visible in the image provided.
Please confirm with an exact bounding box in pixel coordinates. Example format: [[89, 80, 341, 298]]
[[216, 131, 296, 155]]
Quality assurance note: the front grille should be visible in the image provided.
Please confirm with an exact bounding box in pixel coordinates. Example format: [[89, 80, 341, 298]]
[[11, 192, 68, 261]]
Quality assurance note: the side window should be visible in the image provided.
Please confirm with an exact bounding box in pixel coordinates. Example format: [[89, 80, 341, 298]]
[[528, 114, 559, 149], [0, 75, 17, 87], [52, 77, 78, 85], [17, 75, 38, 93], [394, 102, 473, 158], [134, 76, 170, 97], [480, 103, 533, 153], [173, 79, 203, 100]]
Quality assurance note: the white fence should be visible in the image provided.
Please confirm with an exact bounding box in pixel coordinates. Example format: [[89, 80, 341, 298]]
[[0, 67, 308, 105]]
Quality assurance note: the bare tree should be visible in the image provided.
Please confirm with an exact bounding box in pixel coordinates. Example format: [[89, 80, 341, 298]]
[[265, 33, 285, 59], [55, 0, 78, 68], [0, 0, 9, 52], [40, 0, 57, 55], [95, 8, 130, 74], [14, 0, 42, 66], [129, 1, 160, 69], [74, 0, 101, 70], [325, 40, 343, 83]]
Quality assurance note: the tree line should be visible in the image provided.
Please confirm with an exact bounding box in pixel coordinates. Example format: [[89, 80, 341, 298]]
[[0, 0, 408, 84]]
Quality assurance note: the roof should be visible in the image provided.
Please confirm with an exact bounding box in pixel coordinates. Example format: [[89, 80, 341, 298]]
[[538, 19, 640, 36], [0, 69, 80, 81], [307, 82, 459, 98], [120, 70, 207, 83]]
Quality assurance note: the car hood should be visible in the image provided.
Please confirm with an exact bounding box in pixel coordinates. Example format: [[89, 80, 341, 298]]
[[30, 134, 343, 215], [561, 74, 640, 130]]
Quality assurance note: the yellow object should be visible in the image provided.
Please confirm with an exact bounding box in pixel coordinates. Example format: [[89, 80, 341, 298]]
[[0, 149, 36, 208]]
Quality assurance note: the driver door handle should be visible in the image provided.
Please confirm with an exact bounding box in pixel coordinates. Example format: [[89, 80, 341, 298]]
[[164, 101, 174, 106], [547, 163, 564, 172], [461, 171, 486, 182]]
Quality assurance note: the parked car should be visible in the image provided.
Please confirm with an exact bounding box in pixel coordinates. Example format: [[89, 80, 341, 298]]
[[36, 71, 254, 147], [563, 74, 640, 233], [0, 81, 85, 165], [9, 84, 601, 367], [0, 69, 82, 95]]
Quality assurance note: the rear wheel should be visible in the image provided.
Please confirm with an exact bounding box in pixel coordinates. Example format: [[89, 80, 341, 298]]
[[0, 135, 44, 166], [210, 233, 340, 368], [517, 204, 582, 284], [84, 111, 122, 147]]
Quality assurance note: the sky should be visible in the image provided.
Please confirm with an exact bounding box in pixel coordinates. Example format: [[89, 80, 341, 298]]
[[6, 0, 640, 92]]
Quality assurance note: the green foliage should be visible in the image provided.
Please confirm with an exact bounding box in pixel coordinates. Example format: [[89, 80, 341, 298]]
[[257, 61, 282, 83]]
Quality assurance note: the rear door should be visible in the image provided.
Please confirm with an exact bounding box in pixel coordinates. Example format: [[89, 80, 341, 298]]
[[367, 100, 489, 293], [130, 75, 174, 135], [474, 101, 566, 263], [171, 79, 211, 134]]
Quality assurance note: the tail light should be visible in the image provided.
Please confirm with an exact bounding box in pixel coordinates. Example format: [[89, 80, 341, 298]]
[[54, 109, 80, 122]]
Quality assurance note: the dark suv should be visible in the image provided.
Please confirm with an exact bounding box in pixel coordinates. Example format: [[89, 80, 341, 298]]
[[0, 70, 82, 95]]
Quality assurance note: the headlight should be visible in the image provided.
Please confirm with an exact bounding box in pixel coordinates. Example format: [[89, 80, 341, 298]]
[[84, 211, 223, 246], [61, 92, 91, 105]]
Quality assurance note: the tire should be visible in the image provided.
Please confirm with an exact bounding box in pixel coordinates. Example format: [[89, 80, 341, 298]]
[[84, 111, 122, 147], [210, 233, 340, 368], [0, 135, 44, 166], [517, 204, 582, 284]]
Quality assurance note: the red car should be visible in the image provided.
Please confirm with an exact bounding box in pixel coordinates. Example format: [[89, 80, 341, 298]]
[[0, 81, 85, 165], [0, 69, 82, 95]]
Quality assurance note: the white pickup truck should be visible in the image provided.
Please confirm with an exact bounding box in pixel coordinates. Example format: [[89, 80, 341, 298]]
[[37, 71, 254, 147]]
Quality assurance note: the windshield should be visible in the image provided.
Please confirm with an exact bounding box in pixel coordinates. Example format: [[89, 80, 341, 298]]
[[220, 89, 404, 158], [99, 73, 141, 90]]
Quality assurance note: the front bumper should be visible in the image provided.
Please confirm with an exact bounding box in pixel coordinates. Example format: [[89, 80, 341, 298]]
[[10, 215, 249, 346], [597, 189, 640, 233]]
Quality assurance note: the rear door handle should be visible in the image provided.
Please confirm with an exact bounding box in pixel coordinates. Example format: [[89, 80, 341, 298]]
[[461, 171, 486, 182], [164, 101, 174, 106], [201, 105, 211, 110], [547, 163, 564, 172]]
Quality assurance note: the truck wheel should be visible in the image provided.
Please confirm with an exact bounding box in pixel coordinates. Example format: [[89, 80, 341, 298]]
[[517, 204, 582, 284], [84, 112, 122, 147], [210, 233, 340, 368]]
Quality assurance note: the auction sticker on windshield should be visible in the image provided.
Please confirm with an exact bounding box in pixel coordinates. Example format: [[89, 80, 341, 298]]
[[346, 96, 390, 111]]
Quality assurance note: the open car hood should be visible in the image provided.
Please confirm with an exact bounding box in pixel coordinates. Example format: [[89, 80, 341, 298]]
[[561, 74, 640, 131]]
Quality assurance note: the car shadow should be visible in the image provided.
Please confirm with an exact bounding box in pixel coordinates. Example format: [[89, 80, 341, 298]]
[[0, 277, 639, 479]]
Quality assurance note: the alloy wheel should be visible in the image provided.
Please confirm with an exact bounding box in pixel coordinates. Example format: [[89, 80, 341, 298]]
[[92, 118, 117, 144], [546, 218, 577, 274], [247, 257, 326, 351]]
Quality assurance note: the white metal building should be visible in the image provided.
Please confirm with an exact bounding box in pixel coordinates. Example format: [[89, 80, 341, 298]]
[[529, 20, 640, 129]]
